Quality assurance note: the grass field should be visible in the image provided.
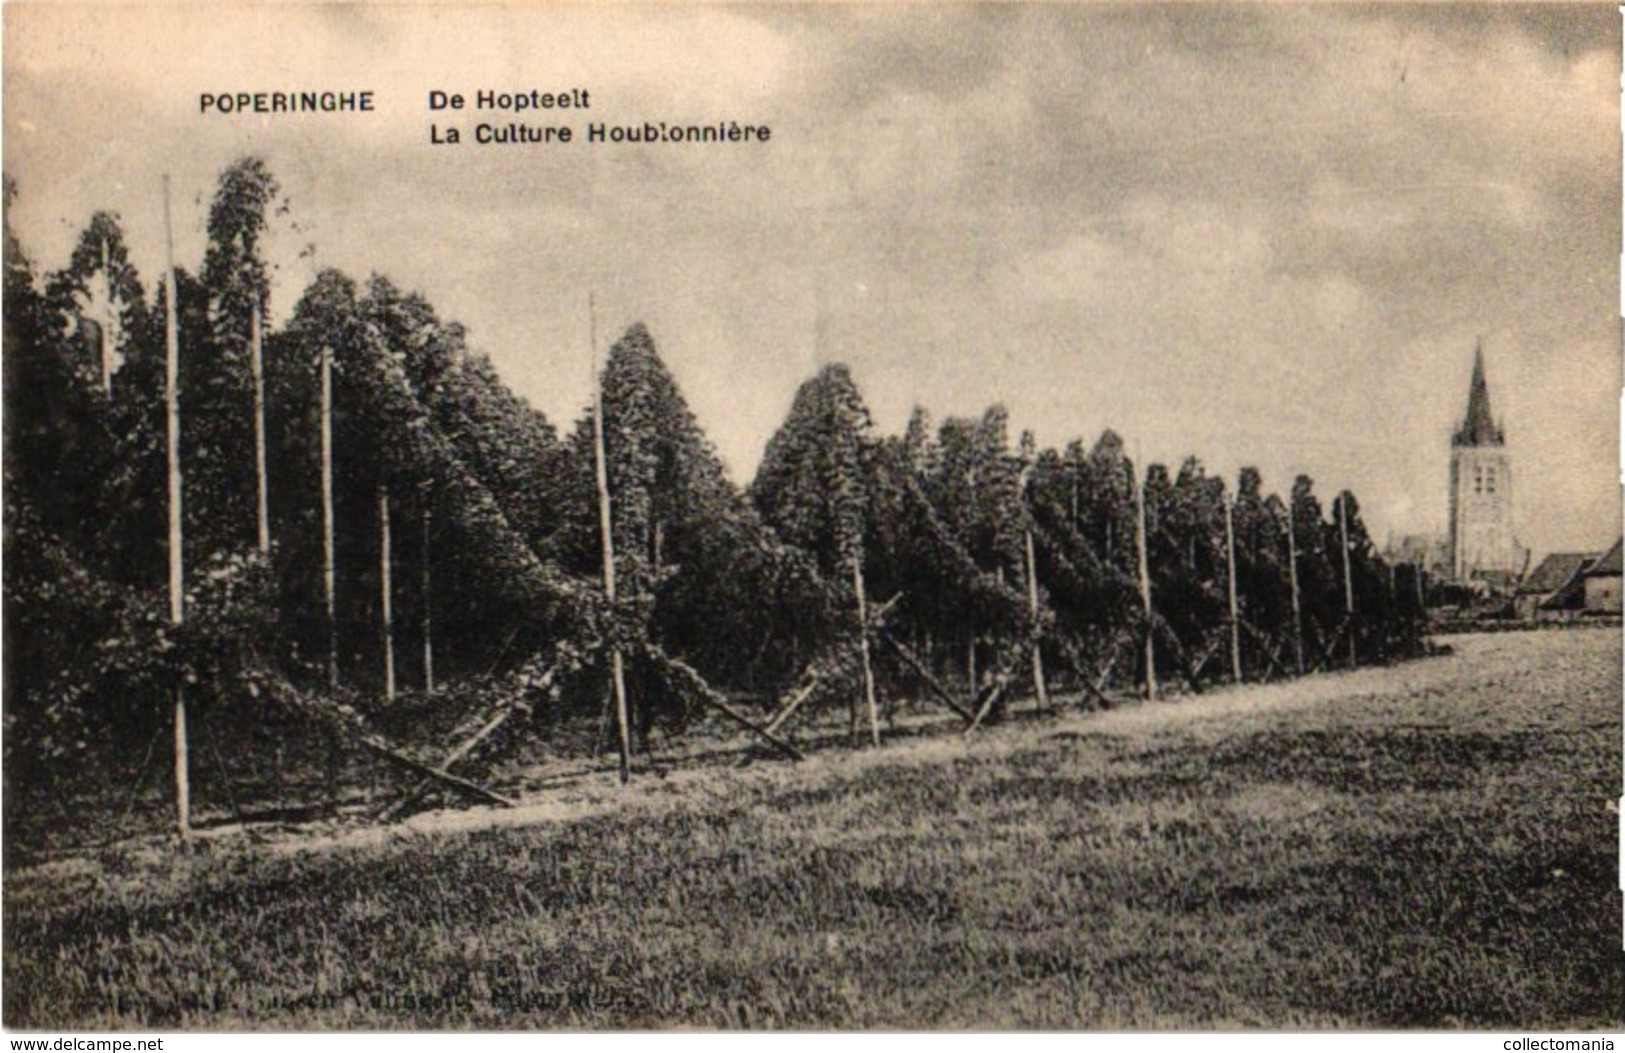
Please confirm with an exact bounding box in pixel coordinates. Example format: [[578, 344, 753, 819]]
[[5, 629, 1620, 1029]]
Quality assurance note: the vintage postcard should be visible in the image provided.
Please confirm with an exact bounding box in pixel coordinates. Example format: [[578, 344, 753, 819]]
[[3, 1, 1620, 1035]]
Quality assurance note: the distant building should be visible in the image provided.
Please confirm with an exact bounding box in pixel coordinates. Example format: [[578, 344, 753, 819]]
[[1528, 539, 1622, 616], [1581, 538, 1622, 613], [1515, 551, 1596, 618], [1448, 344, 1526, 587], [1384, 532, 1451, 579]]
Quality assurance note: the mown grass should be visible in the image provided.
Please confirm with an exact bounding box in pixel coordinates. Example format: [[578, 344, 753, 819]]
[[5, 630, 1620, 1029]]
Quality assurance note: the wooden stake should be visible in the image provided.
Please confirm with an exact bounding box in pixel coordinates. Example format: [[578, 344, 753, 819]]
[[1286, 505, 1304, 676], [163, 185, 183, 626], [1021, 455, 1050, 714], [386, 661, 561, 818], [252, 303, 270, 557], [853, 552, 881, 747], [320, 344, 338, 691], [252, 663, 516, 809], [1339, 497, 1356, 668], [1087, 649, 1119, 708], [172, 685, 189, 836], [757, 593, 904, 741], [1224, 497, 1242, 684], [162, 175, 188, 840], [764, 674, 833, 737], [1024, 525, 1049, 712], [645, 645, 804, 761], [379, 485, 396, 702], [963, 647, 1024, 736], [100, 237, 114, 400], [356, 731, 515, 808], [590, 294, 633, 784], [880, 632, 976, 723], [1133, 455, 1156, 701], [1069, 456, 1079, 530], [421, 494, 434, 693], [964, 679, 1009, 736]]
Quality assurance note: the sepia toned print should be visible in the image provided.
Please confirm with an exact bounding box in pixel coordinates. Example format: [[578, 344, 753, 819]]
[[2, 2, 1619, 1030]]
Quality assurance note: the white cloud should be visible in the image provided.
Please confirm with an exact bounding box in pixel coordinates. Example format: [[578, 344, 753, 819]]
[[3, 4, 1616, 554]]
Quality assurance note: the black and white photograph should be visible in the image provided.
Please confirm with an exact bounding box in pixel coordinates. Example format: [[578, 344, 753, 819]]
[[2, 0, 1621, 1033]]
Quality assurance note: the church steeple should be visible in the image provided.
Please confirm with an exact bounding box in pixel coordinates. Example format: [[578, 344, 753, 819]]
[[1454, 340, 1504, 447]]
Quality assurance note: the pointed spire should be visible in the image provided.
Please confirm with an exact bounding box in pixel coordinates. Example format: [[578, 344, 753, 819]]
[[1454, 339, 1504, 446]]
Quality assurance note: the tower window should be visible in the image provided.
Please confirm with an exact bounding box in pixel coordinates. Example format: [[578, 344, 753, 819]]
[[1485, 468, 1496, 494]]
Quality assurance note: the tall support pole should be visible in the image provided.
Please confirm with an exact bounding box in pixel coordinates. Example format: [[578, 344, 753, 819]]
[[251, 303, 270, 557], [1387, 560, 1397, 630], [853, 552, 881, 747], [163, 176, 189, 840], [1133, 457, 1156, 701], [320, 344, 338, 691], [590, 294, 633, 785], [1339, 497, 1356, 668], [1016, 439, 1048, 713], [1286, 506, 1304, 676], [421, 491, 434, 693], [1024, 524, 1049, 712], [100, 237, 114, 400], [379, 485, 396, 702], [1069, 457, 1080, 531], [1224, 497, 1242, 684]]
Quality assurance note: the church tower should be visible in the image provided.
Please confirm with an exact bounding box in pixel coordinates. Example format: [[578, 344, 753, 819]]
[[1448, 344, 1520, 582]]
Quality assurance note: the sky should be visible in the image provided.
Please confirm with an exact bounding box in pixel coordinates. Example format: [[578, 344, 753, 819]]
[[4, 2, 1619, 559]]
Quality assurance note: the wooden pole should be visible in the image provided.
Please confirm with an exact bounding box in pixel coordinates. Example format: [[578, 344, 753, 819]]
[[964, 678, 1011, 736], [1286, 505, 1304, 676], [162, 175, 189, 840], [852, 551, 881, 747], [764, 672, 835, 737], [1133, 456, 1156, 701], [251, 302, 270, 557], [385, 661, 561, 819], [316, 346, 342, 810], [1017, 447, 1048, 712], [1023, 524, 1049, 711], [421, 494, 434, 693], [100, 236, 114, 400], [645, 645, 804, 762], [320, 344, 338, 690], [1224, 496, 1242, 684], [590, 294, 633, 784], [879, 632, 976, 723], [252, 663, 519, 809], [1339, 497, 1356, 668], [1069, 456, 1079, 531], [379, 485, 396, 702]]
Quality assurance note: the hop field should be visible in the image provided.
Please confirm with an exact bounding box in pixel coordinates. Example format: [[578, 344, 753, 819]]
[[4, 629, 1620, 1029]]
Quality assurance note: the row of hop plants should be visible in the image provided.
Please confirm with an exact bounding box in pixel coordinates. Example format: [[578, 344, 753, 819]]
[[2, 157, 1425, 845]]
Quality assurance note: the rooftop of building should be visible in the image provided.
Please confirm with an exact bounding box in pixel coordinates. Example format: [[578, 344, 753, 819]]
[[1453, 343, 1505, 448], [1518, 552, 1597, 595]]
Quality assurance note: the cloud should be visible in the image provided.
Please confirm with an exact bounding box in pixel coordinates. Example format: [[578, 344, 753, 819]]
[[4, 3, 1617, 555]]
